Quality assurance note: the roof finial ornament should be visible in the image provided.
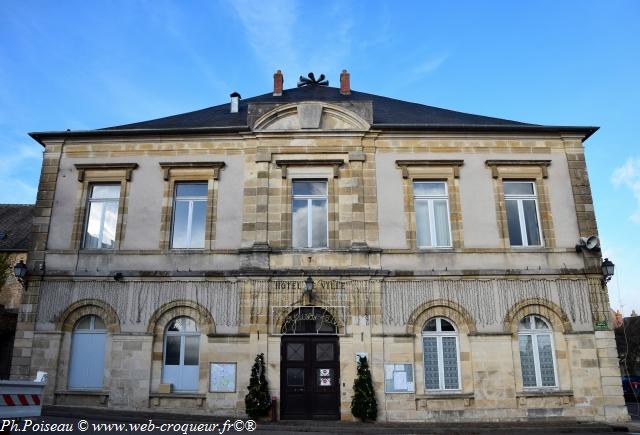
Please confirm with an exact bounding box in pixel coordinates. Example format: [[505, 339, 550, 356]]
[[297, 72, 329, 87]]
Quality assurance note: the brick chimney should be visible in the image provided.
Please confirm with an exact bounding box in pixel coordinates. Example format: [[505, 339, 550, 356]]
[[340, 69, 350, 95], [273, 70, 283, 96]]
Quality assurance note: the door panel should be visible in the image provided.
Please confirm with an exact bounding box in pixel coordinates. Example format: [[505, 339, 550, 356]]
[[69, 332, 106, 389], [281, 336, 339, 420], [162, 334, 200, 391]]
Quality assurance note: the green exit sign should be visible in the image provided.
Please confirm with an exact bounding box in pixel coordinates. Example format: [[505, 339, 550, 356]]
[[594, 321, 608, 330]]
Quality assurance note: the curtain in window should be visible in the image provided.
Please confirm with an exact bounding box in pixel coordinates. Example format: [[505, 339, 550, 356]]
[[311, 199, 327, 247], [415, 201, 431, 247], [292, 199, 308, 248], [522, 200, 540, 246], [433, 200, 451, 247]]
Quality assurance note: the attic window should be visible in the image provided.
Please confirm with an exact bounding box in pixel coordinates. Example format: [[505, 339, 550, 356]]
[[0, 231, 6, 240]]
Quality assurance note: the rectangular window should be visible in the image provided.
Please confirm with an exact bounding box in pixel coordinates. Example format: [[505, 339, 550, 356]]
[[422, 335, 460, 390], [292, 180, 328, 248], [504, 181, 542, 247], [519, 334, 557, 388], [171, 183, 208, 249], [414, 181, 452, 248], [83, 184, 120, 249]]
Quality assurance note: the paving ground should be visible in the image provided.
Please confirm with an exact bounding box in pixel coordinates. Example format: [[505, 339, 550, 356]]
[[1, 405, 638, 435]]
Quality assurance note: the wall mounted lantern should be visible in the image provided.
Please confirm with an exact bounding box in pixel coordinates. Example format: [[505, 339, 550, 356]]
[[305, 276, 314, 296], [601, 258, 615, 286], [13, 259, 27, 285]]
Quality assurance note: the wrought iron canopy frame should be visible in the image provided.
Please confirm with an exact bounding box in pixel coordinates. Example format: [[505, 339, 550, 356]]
[[271, 305, 347, 336]]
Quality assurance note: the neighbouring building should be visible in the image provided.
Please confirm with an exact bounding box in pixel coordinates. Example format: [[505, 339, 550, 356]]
[[0, 204, 33, 379], [11, 70, 628, 422], [615, 313, 640, 377]]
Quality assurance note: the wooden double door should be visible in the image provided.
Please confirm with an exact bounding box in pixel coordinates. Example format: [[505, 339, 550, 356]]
[[280, 335, 340, 420]]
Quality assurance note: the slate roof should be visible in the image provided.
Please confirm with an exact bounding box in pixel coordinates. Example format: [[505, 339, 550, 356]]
[[29, 85, 598, 143], [0, 205, 34, 252], [102, 85, 533, 130]]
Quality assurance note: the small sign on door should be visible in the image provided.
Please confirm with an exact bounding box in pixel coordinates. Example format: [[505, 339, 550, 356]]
[[319, 368, 332, 386]]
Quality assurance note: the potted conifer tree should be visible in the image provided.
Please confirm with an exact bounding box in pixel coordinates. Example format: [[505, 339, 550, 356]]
[[351, 355, 377, 421], [245, 353, 271, 419]]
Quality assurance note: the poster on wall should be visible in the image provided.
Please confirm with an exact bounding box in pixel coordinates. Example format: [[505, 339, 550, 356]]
[[210, 363, 236, 392], [384, 363, 414, 393]]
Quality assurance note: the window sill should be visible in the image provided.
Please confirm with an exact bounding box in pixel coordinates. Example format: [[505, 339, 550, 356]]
[[55, 390, 109, 405], [517, 389, 571, 397], [79, 249, 116, 253], [149, 393, 206, 407], [168, 249, 206, 253], [416, 392, 473, 400], [56, 389, 109, 396], [149, 393, 205, 399]]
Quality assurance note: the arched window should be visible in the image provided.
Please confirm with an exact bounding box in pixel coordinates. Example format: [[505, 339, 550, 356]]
[[69, 315, 107, 389], [422, 317, 460, 391], [162, 316, 200, 391], [518, 315, 557, 388]]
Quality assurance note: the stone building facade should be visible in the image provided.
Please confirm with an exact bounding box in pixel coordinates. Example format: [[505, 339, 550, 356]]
[[1, 204, 33, 379], [11, 70, 628, 422]]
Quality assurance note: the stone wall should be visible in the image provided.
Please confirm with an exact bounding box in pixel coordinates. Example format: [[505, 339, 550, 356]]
[[22, 277, 628, 422], [0, 252, 27, 309]]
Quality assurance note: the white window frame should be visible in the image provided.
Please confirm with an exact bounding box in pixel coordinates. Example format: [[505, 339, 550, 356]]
[[422, 317, 461, 391], [292, 179, 329, 249], [413, 181, 453, 248], [171, 182, 208, 249], [83, 183, 120, 249], [503, 181, 544, 247], [518, 315, 559, 389]]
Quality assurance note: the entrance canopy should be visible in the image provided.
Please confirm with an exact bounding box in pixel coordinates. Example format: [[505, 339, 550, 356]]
[[273, 306, 346, 335]]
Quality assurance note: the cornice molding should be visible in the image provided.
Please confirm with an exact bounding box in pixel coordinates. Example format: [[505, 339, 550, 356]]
[[395, 159, 464, 178], [74, 163, 139, 181], [158, 161, 225, 181], [275, 158, 345, 178], [485, 159, 552, 178]]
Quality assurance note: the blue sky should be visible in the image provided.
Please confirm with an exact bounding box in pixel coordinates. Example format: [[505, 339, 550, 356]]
[[1, 1, 638, 313]]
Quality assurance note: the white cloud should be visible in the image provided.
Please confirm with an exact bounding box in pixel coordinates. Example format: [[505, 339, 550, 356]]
[[229, 0, 302, 75], [0, 145, 42, 204], [410, 54, 449, 77], [228, 0, 355, 84], [611, 157, 640, 223]]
